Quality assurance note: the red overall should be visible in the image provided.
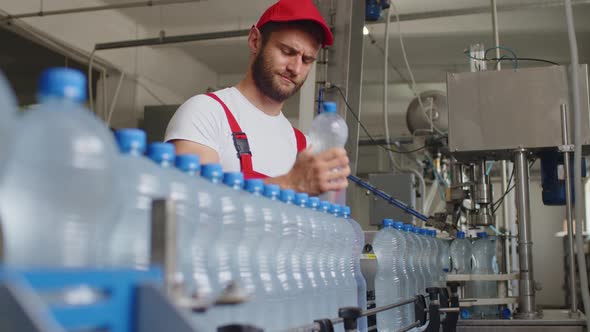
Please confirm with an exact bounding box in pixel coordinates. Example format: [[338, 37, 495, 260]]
[[206, 93, 307, 179]]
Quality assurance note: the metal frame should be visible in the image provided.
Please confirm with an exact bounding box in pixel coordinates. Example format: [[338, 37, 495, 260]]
[[95, 29, 250, 51], [513, 150, 538, 319], [317, 0, 365, 179]]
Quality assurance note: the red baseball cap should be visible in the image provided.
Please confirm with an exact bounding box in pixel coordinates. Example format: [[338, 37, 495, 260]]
[[255, 0, 334, 47]]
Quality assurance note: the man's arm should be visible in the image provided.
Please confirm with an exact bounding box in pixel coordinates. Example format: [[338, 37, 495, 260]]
[[170, 139, 350, 196], [266, 147, 350, 196], [169, 139, 220, 164]]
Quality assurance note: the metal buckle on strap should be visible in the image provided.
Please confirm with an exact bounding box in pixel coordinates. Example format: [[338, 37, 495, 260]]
[[232, 132, 252, 157]]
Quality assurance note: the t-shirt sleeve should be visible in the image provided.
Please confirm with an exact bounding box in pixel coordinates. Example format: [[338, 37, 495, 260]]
[[164, 95, 225, 152]]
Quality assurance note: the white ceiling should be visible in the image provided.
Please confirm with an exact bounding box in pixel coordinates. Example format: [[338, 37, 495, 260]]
[[95, 0, 590, 83], [10, 0, 590, 83]]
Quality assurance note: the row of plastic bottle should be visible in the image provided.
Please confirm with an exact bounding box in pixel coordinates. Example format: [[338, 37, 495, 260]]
[[0, 68, 368, 331], [114, 130, 368, 331], [373, 219, 450, 332], [449, 231, 499, 319]]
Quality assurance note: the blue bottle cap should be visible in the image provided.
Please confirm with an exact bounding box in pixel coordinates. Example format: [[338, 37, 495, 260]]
[[322, 101, 337, 113], [38, 67, 87, 103], [201, 163, 223, 183], [244, 179, 264, 195], [319, 201, 331, 212], [147, 142, 175, 167], [402, 224, 413, 232], [477, 231, 489, 238], [419, 229, 429, 235], [412, 226, 421, 234], [294, 192, 309, 206], [430, 230, 437, 237], [223, 172, 244, 189], [175, 154, 200, 175], [115, 128, 146, 155], [280, 189, 296, 203], [461, 308, 471, 320], [382, 218, 394, 228], [330, 204, 342, 216], [393, 221, 404, 230], [501, 307, 512, 319], [342, 206, 351, 218], [456, 231, 466, 239], [263, 184, 281, 199], [307, 196, 321, 209]]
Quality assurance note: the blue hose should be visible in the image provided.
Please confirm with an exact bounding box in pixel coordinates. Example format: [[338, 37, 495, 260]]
[[348, 175, 429, 222]]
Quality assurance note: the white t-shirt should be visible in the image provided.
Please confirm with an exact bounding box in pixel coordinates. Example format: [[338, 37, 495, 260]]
[[165, 87, 301, 177]]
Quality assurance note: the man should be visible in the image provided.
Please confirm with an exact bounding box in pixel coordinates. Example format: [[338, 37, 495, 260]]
[[165, 0, 349, 195]]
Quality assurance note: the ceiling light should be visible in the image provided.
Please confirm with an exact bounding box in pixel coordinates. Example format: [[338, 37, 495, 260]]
[[363, 26, 369, 36]]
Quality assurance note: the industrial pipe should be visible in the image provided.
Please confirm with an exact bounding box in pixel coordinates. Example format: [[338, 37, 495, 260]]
[[561, 104, 578, 315], [564, 0, 590, 327], [513, 149, 537, 318], [95, 29, 250, 51], [348, 175, 429, 222]]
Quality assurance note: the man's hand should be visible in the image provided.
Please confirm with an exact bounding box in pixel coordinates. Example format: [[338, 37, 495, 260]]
[[268, 147, 350, 195]]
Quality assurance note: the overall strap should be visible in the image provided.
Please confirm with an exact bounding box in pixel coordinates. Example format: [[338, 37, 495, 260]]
[[293, 127, 307, 152], [206, 92, 306, 179], [206, 93, 257, 175]]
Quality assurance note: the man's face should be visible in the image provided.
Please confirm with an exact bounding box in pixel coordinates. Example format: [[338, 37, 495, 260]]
[[252, 27, 321, 103]]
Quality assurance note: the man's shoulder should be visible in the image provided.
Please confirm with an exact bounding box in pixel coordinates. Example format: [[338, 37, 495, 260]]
[[176, 87, 235, 116]]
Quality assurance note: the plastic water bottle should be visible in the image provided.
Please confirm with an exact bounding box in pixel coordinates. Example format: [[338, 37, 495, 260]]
[[287, 192, 312, 328], [189, 163, 224, 304], [472, 232, 498, 319], [108, 129, 167, 268], [0, 70, 17, 170], [146, 143, 200, 287], [374, 219, 404, 331], [232, 179, 265, 325], [419, 229, 436, 288], [0, 68, 119, 267], [428, 229, 446, 287], [327, 205, 345, 312], [315, 200, 338, 319], [392, 222, 411, 327], [343, 206, 368, 332], [305, 197, 324, 320], [407, 226, 426, 296], [431, 230, 449, 287], [437, 232, 451, 278], [189, 163, 224, 331], [254, 184, 283, 329], [174, 154, 202, 286], [412, 228, 430, 290], [273, 189, 297, 327], [401, 224, 421, 326], [211, 172, 247, 326], [333, 205, 357, 310], [450, 231, 472, 275], [309, 101, 348, 205]]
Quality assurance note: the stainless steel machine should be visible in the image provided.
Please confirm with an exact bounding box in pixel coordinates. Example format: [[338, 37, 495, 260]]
[[443, 64, 589, 331]]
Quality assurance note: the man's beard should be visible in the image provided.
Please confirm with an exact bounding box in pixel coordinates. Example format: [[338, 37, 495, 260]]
[[252, 48, 305, 103]]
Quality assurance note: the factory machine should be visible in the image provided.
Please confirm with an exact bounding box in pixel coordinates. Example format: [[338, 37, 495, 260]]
[[444, 64, 590, 331], [361, 64, 590, 332]]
